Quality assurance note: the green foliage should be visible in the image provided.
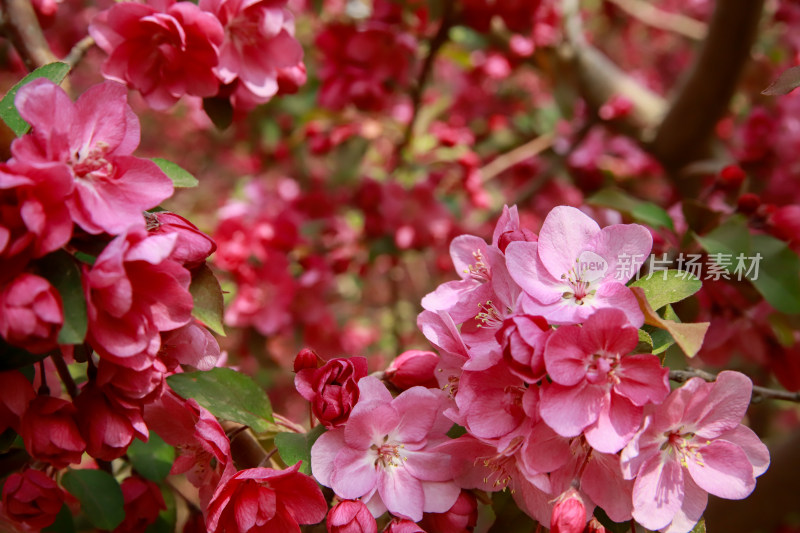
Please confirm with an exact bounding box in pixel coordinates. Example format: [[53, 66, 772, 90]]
[[61, 469, 125, 531], [127, 432, 175, 482], [42, 504, 76, 533], [690, 519, 706, 533], [151, 158, 199, 188], [696, 215, 800, 314], [167, 368, 276, 432], [274, 425, 326, 475], [189, 264, 226, 336], [632, 287, 708, 358], [629, 270, 702, 311], [0, 62, 70, 136], [37, 251, 87, 344], [587, 188, 674, 231]]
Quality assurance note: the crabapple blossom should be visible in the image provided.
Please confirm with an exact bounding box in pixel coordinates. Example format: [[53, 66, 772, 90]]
[[0, 370, 35, 433], [419, 490, 478, 533], [0, 273, 63, 354], [11, 79, 173, 234], [295, 356, 368, 428], [20, 396, 86, 468], [505, 205, 652, 326], [146, 212, 217, 269], [311, 377, 460, 522], [158, 320, 222, 371], [205, 463, 327, 532], [327, 500, 378, 533], [382, 519, 427, 533], [1, 469, 64, 530], [621, 371, 770, 533], [539, 308, 669, 453], [90, 0, 224, 110], [384, 350, 440, 390], [73, 383, 148, 461], [549, 487, 586, 533], [114, 476, 167, 533]]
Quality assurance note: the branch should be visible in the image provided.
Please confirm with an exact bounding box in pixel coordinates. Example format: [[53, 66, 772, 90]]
[[669, 368, 800, 403], [479, 133, 555, 182], [0, 0, 57, 70], [605, 0, 707, 41], [396, 0, 455, 159], [63, 35, 95, 69], [648, 0, 765, 172]]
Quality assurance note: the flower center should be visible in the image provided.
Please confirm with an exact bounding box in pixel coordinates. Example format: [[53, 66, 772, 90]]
[[585, 351, 619, 385], [464, 250, 490, 282], [561, 267, 596, 304], [663, 429, 706, 468], [71, 143, 113, 181], [371, 436, 406, 469], [475, 300, 503, 329], [479, 436, 524, 491]]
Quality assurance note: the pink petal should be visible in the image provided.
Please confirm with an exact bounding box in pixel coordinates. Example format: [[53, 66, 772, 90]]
[[505, 242, 563, 306], [662, 473, 707, 533], [582, 451, 634, 522], [584, 393, 642, 454], [537, 206, 600, 279], [378, 467, 425, 521], [587, 223, 652, 284], [344, 402, 399, 449], [686, 371, 752, 439], [685, 440, 755, 499], [544, 325, 587, 386], [310, 429, 345, 487], [615, 354, 669, 406], [631, 454, 684, 532], [592, 282, 645, 328], [539, 381, 605, 437], [332, 447, 378, 499], [718, 424, 770, 476], [421, 480, 460, 513], [391, 387, 439, 444]]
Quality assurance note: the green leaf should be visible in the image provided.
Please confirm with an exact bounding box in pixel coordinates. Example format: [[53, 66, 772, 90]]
[[37, 251, 87, 344], [629, 270, 702, 311], [167, 368, 275, 432], [42, 503, 75, 533], [690, 518, 706, 533], [636, 329, 653, 353], [274, 425, 326, 475], [145, 486, 176, 533], [0, 62, 70, 136], [632, 287, 709, 358], [647, 326, 675, 355], [61, 469, 125, 531], [151, 158, 199, 188], [697, 216, 800, 314], [587, 188, 674, 230], [189, 264, 226, 336], [0, 338, 49, 371], [127, 432, 175, 482]]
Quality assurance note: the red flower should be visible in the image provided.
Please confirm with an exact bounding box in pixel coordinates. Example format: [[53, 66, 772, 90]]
[[327, 500, 377, 533], [74, 383, 148, 461], [20, 396, 86, 468], [146, 212, 217, 269], [114, 476, 167, 533], [206, 463, 327, 532], [1, 469, 64, 530], [0, 273, 63, 354], [0, 370, 35, 433], [384, 350, 439, 390], [295, 356, 368, 428], [419, 491, 478, 533]]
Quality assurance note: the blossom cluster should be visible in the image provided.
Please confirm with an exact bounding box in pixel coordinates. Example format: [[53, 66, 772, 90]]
[[89, 0, 305, 111], [302, 205, 770, 533], [0, 79, 325, 532]]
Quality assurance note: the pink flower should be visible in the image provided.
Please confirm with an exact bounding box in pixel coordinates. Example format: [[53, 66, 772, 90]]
[[96, 356, 166, 402], [11, 79, 173, 234], [198, 0, 304, 109], [84, 227, 193, 362], [146, 212, 217, 269], [206, 463, 327, 532], [327, 500, 378, 533], [74, 383, 148, 461], [20, 396, 86, 468], [550, 488, 586, 533], [419, 490, 478, 533], [159, 320, 221, 371], [496, 315, 550, 384], [295, 356, 368, 428], [0, 273, 62, 354], [505, 205, 652, 326], [90, 0, 224, 110], [620, 371, 770, 533], [382, 519, 427, 533], [539, 309, 669, 453], [1, 469, 64, 530], [385, 350, 440, 390], [114, 476, 167, 533], [311, 377, 460, 522]]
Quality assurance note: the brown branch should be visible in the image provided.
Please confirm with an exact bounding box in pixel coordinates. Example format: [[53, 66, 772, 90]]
[[63, 35, 95, 69], [221, 421, 268, 470], [0, 0, 57, 70], [669, 368, 800, 403], [648, 0, 765, 172], [51, 350, 78, 400], [479, 133, 555, 182], [605, 0, 707, 41]]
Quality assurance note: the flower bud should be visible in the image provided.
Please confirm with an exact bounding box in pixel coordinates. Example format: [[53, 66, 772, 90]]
[[497, 227, 537, 253], [327, 500, 377, 533], [20, 396, 85, 468], [550, 488, 586, 533], [0, 273, 63, 354], [385, 350, 439, 390], [295, 356, 368, 428], [294, 348, 324, 373], [419, 490, 478, 533], [1, 469, 64, 530], [737, 193, 761, 215], [382, 518, 427, 533], [114, 476, 167, 533], [0, 370, 35, 433]]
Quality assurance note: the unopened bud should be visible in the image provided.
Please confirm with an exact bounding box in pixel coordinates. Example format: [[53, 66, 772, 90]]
[[293, 348, 323, 373], [737, 193, 761, 215], [385, 350, 439, 390], [550, 488, 586, 533], [327, 500, 377, 533]]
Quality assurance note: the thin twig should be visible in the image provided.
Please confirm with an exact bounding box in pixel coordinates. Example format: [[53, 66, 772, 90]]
[[0, 0, 57, 70], [51, 350, 78, 400], [395, 0, 455, 159], [605, 0, 707, 41], [669, 369, 800, 403], [479, 133, 555, 182], [63, 35, 95, 69]]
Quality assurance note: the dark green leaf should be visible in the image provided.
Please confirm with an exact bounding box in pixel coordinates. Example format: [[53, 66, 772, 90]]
[[629, 270, 702, 311], [151, 158, 199, 188], [145, 486, 176, 533], [127, 432, 175, 482], [203, 96, 234, 130], [189, 264, 226, 336], [42, 504, 75, 533], [274, 425, 326, 475], [0, 62, 70, 136], [37, 251, 87, 344], [588, 188, 674, 230], [697, 216, 800, 314], [0, 338, 48, 370], [61, 469, 124, 531], [646, 326, 675, 355], [167, 368, 275, 432], [635, 329, 653, 353]]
